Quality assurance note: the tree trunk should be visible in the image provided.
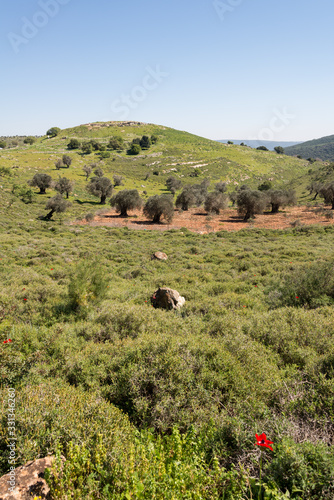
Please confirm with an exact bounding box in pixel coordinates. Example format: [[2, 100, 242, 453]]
[[39, 188, 46, 194], [313, 192, 318, 200], [153, 214, 161, 223], [100, 195, 106, 204], [66, 192, 69, 199], [45, 209, 55, 220], [271, 203, 280, 213], [120, 210, 128, 217], [243, 211, 251, 221]]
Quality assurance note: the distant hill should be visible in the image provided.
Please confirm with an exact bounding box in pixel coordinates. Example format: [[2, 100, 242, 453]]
[[217, 140, 301, 151], [284, 134, 334, 161]]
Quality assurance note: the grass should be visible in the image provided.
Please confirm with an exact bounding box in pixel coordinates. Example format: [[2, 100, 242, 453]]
[[0, 122, 334, 499]]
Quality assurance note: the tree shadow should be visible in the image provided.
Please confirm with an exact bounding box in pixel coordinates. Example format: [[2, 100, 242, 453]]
[[74, 200, 103, 206], [220, 215, 246, 223]]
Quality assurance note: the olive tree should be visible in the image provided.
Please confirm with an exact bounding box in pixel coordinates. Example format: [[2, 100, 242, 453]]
[[54, 177, 75, 199], [267, 189, 296, 213], [62, 155, 72, 168], [83, 165, 92, 180], [45, 194, 71, 220], [204, 192, 228, 214], [237, 189, 268, 221], [214, 181, 227, 193], [113, 175, 124, 187], [110, 189, 142, 217], [319, 182, 334, 209], [175, 185, 197, 211], [143, 194, 174, 223], [86, 176, 113, 204], [166, 176, 182, 194], [28, 173, 52, 194]]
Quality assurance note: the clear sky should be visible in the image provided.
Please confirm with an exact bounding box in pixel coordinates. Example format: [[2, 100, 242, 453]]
[[1, 0, 333, 141]]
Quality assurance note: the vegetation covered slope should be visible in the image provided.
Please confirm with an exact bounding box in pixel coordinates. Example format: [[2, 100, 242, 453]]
[[0, 121, 325, 200], [0, 122, 334, 499], [284, 134, 334, 161]]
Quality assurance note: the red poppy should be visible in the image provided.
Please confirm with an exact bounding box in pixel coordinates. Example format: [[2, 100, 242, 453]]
[[296, 296, 299, 299], [24, 298, 27, 301], [255, 433, 273, 451]]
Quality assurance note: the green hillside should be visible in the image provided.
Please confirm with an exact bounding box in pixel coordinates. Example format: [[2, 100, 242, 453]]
[[1, 122, 334, 499], [284, 134, 334, 161], [0, 121, 325, 204]]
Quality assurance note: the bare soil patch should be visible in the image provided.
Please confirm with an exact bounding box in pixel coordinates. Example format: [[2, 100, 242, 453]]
[[74, 206, 334, 233]]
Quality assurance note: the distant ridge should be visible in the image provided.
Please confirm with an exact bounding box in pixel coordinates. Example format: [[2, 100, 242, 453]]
[[284, 134, 334, 161], [217, 139, 302, 151]]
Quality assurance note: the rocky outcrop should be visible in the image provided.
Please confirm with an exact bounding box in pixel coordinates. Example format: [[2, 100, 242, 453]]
[[0, 456, 64, 500], [151, 287, 185, 310], [151, 251, 168, 261]]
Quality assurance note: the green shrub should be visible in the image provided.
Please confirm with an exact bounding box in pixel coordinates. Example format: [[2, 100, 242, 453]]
[[67, 260, 109, 311]]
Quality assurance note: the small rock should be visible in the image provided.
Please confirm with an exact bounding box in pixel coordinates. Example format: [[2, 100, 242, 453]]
[[0, 456, 65, 500], [151, 287, 185, 310], [151, 252, 168, 261]]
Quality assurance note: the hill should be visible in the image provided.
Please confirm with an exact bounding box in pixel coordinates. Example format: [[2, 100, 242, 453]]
[[0, 121, 334, 498], [0, 120, 323, 201], [217, 139, 301, 151], [284, 133, 334, 161]]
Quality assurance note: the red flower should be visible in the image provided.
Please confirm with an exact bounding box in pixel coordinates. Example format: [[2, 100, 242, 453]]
[[3, 339, 12, 344], [255, 433, 273, 451]]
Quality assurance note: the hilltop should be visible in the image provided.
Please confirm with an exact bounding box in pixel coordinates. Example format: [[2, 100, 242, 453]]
[[284, 133, 334, 161], [0, 121, 324, 199]]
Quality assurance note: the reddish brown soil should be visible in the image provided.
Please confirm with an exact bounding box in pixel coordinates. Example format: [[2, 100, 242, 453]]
[[74, 206, 334, 233]]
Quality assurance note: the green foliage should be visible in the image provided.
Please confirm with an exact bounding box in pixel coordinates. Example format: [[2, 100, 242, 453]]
[[257, 146, 269, 151], [204, 191, 228, 214], [140, 135, 151, 149], [28, 173, 52, 194], [237, 189, 268, 221], [86, 176, 113, 204], [68, 138, 81, 149], [11, 184, 35, 203], [81, 141, 93, 155], [285, 134, 334, 162], [110, 189, 142, 216], [128, 143, 141, 155], [266, 260, 334, 309], [45, 193, 71, 220], [54, 177, 74, 198], [67, 259, 109, 311], [47, 127, 61, 137], [23, 136, 36, 145], [62, 154, 72, 168], [274, 146, 285, 154], [258, 180, 272, 191], [0, 140, 6, 148], [143, 194, 174, 223]]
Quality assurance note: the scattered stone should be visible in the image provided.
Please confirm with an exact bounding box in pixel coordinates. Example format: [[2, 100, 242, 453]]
[[151, 251, 168, 261], [151, 287, 185, 310], [0, 456, 64, 500]]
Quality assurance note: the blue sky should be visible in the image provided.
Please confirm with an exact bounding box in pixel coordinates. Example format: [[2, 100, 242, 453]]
[[1, 0, 333, 141]]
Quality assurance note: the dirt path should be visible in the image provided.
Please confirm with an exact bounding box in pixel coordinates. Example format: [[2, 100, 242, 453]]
[[74, 205, 334, 233]]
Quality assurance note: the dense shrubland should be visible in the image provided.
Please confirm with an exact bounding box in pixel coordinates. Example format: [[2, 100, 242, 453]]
[[0, 214, 334, 498], [0, 124, 334, 498]]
